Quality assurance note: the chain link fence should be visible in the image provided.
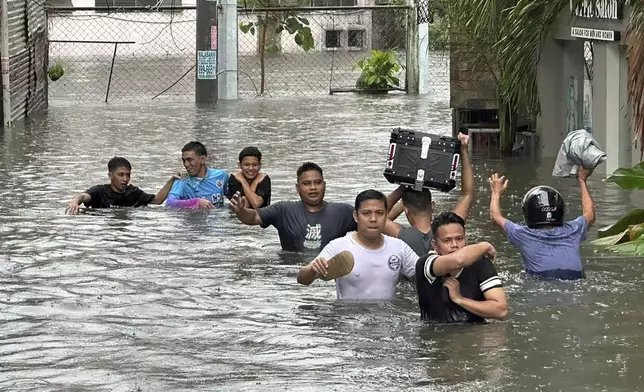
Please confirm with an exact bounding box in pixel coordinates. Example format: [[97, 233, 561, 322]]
[[424, 10, 450, 104], [47, 7, 196, 102], [47, 6, 411, 102], [237, 6, 409, 96]]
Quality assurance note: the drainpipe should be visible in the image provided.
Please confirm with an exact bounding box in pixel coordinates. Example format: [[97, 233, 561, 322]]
[[0, 0, 11, 127]]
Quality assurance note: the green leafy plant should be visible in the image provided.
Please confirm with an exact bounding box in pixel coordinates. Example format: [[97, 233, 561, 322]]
[[353, 49, 402, 92], [47, 61, 65, 81], [428, 15, 450, 51], [239, 10, 314, 95], [590, 162, 644, 255]]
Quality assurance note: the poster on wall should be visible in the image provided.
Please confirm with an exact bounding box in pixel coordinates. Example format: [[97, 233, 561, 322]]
[[198, 50, 217, 80]]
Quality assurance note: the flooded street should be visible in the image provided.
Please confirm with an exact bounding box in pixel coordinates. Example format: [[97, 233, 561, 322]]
[[0, 95, 643, 391]]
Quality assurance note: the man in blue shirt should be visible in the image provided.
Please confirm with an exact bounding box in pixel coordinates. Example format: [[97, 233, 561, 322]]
[[166, 141, 229, 209], [488, 168, 595, 280]]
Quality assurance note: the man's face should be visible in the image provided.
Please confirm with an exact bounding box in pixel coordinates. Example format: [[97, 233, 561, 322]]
[[181, 151, 206, 177], [239, 156, 261, 180], [108, 166, 131, 192], [354, 199, 387, 241], [432, 223, 466, 255], [296, 170, 325, 206]]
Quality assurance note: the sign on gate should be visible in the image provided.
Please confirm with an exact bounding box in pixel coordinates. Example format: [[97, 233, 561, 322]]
[[197, 50, 217, 80]]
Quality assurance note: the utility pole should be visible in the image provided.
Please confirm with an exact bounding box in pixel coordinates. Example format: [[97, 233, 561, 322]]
[[217, 0, 238, 100], [196, 0, 218, 104]]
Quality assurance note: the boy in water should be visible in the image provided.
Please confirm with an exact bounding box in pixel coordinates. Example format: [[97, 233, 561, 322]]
[[488, 168, 595, 280], [65, 156, 177, 214], [225, 146, 271, 209]]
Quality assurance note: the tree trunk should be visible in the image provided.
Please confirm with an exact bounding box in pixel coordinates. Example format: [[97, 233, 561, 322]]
[[259, 14, 268, 95], [498, 101, 517, 155]]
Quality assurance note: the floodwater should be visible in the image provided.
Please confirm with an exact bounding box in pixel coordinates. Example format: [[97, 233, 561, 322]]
[[0, 95, 643, 391]]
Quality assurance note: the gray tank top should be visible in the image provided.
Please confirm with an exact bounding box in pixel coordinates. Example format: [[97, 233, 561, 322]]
[[398, 226, 432, 256]]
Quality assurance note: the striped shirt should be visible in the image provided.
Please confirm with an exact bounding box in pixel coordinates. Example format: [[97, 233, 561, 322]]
[[415, 251, 503, 323]]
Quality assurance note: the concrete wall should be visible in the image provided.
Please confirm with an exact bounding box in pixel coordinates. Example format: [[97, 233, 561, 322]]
[[0, 0, 48, 124], [536, 4, 636, 173]]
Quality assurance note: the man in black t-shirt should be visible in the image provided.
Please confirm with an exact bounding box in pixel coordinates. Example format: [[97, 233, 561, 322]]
[[225, 146, 271, 209], [415, 211, 508, 323], [229, 162, 356, 252], [65, 157, 178, 214]]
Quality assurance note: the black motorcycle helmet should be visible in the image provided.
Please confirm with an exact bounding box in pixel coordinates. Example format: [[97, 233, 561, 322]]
[[521, 185, 565, 228]]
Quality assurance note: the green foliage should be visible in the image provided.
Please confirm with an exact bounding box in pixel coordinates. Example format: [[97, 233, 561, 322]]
[[48, 61, 65, 82], [591, 162, 644, 256], [428, 16, 450, 51], [605, 162, 644, 190], [353, 50, 402, 91], [239, 14, 314, 52]]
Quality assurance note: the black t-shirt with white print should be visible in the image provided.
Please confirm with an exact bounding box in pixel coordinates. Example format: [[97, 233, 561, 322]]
[[415, 251, 503, 323]]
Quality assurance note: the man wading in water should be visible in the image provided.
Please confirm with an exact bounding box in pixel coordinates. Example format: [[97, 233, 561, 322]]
[[229, 162, 356, 252], [166, 141, 230, 209], [297, 189, 419, 300], [416, 211, 508, 323], [66, 157, 177, 214]]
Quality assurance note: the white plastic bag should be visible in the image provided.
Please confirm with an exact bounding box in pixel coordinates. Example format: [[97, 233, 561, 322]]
[[552, 129, 606, 177]]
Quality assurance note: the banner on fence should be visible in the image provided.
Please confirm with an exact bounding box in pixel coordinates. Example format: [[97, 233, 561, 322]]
[[198, 50, 217, 80]]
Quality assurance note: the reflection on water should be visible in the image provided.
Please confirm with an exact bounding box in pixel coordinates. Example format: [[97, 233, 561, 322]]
[[0, 95, 643, 391]]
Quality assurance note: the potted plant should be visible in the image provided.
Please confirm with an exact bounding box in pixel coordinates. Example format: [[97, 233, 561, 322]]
[[353, 49, 402, 94]]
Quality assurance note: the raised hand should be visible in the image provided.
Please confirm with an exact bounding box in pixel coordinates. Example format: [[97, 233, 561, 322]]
[[488, 173, 509, 195]]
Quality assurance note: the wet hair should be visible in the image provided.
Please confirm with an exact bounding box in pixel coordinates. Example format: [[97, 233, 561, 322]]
[[181, 141, 208, 156], [296, 162, 323, 181], [431, 211, 465, 238], [107, 157, 131, 173], [239, 146, 262, 162], [355, 189, 388, 212], [402, 188, 432, 213]]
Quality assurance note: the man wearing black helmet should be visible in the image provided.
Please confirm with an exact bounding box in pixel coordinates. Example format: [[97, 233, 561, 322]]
[[487, 168, 595, 280]]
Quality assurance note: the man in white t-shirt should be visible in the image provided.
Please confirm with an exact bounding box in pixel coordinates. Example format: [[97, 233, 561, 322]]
[[297, 189, 420, 300]]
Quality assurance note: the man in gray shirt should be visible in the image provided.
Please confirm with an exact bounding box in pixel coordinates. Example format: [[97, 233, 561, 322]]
[[383, 132, 474, 256], [229, 162, 357, 252]]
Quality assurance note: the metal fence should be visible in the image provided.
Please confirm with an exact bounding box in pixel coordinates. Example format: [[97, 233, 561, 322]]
[[46, 5, 410, 102]]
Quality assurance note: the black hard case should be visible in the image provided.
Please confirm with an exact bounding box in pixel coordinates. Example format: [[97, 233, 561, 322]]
[[383, 128, 461, 192]]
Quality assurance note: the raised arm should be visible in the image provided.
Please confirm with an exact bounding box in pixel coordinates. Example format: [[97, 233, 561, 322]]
[[229, 192, 263, 225], [66, 193, 91, 215], [488, 173, 509, 232], [452, 133, 474, 221], [387, 200, 405, 221], [578, 167, 595, 227], [386, 185, 406, 214], [382, 185, 406, 237]]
